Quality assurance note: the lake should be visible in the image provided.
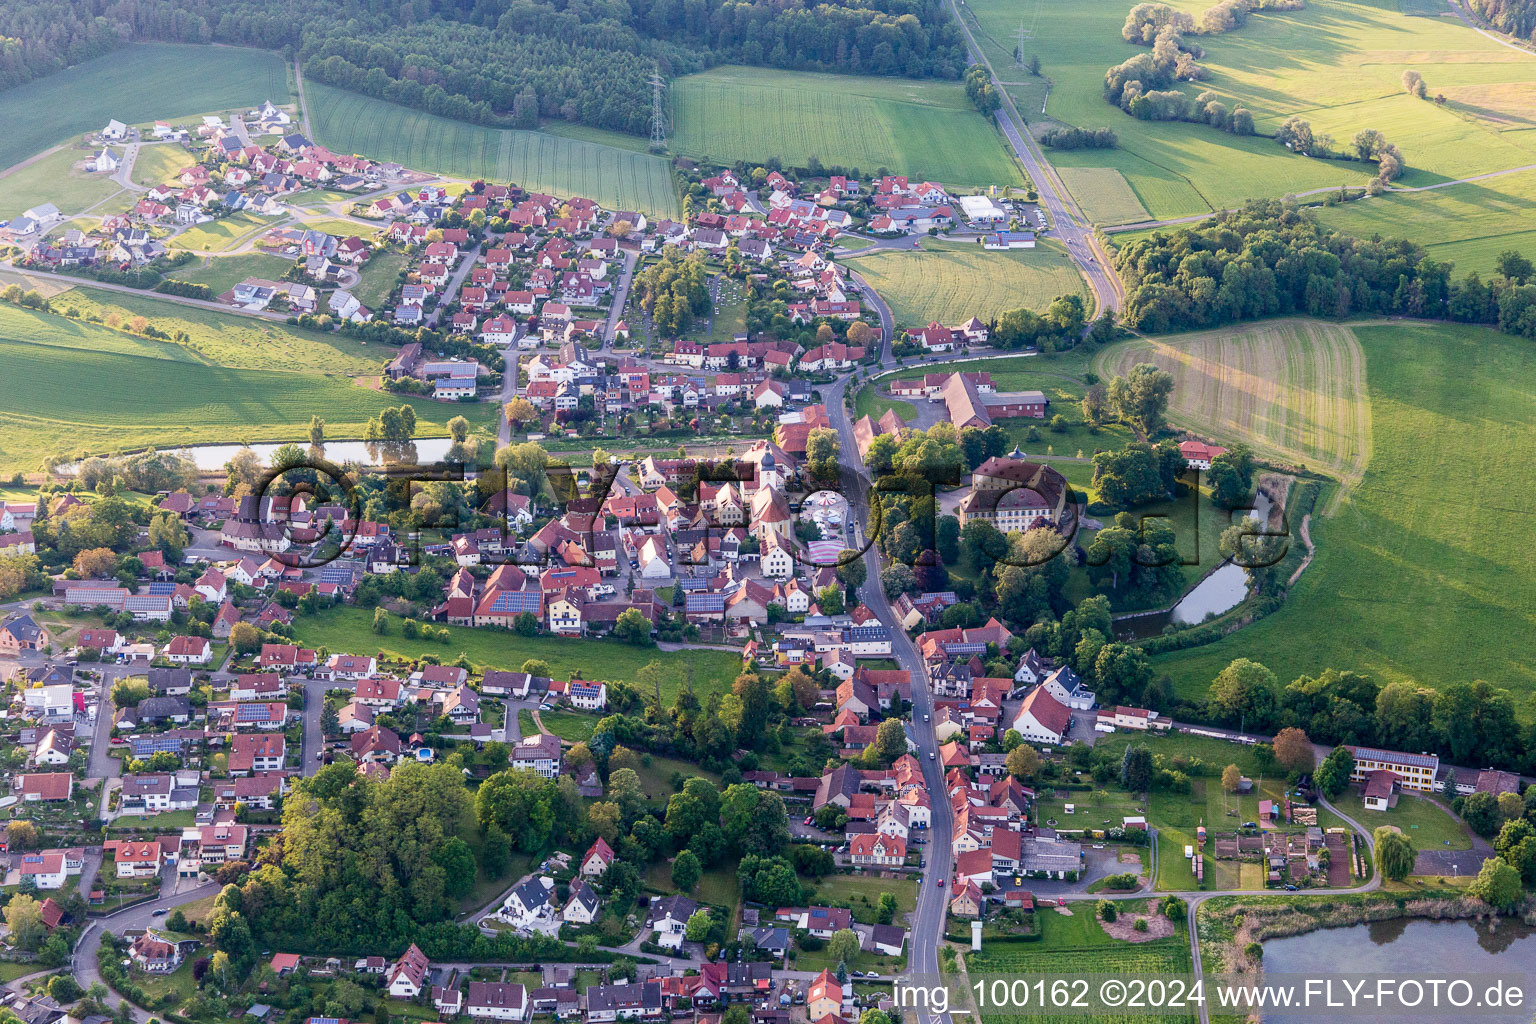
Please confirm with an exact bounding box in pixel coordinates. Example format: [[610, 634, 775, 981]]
[[1258, 917, 1536, 1022]]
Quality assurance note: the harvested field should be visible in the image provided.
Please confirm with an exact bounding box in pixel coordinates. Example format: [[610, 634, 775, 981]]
[[1092, 320, 1372, 496]]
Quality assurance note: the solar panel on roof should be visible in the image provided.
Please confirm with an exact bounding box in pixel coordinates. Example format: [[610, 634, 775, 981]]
[[147, 582, 176, 594]]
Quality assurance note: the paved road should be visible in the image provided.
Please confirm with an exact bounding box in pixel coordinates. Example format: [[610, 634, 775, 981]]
[[602, 249, 638, 348], [847, 268, 894, 359], [820, 372, 952, 1024], [430, 242, 483, 327], [299, 676, 329, 777], [946, 0, 1123, 316], [72, 878, 224, 1022]]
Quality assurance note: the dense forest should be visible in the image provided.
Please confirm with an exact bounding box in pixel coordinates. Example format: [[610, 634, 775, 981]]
[[1467, 0, 1536, 40], [1112, 198, 1536, 337], [1, 0, 966, 134]]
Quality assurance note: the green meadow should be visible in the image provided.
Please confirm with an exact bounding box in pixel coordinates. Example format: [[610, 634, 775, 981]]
[[1316, 169, 1536, 274], [671, 66, 1025, 187], [0, 300, 466, 470], [0, 144, 123, 221], [1150, 320, 1536, 715], [962, 0, 1536, 222], [848, 238, 1086, 326], [0, 43, 289, 172], [291, 607, 743, 704], [305, 81, 681, 217]]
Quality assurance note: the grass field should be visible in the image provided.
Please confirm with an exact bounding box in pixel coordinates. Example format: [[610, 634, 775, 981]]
[[292, 607, 743, 703], [130, 142, 191, 188], [0, 43, 289, 174], [0, 301, 461, 470], [0, 144, 123, 221], [163, 253, 297, 297], [848, 239, 1086, 326], [1093, 320, 1372, 493], [963, 0, 1536, 223], [645, 857, 742, 910], [1054, 167, 1151, 225], [300, 217, 375, 239], [1151, 321, 1536, 713], [305, 82, 680, 217], [852, 383, 917, 423], [51, 287, 384, 374], [353, 250, 409, 309], [1329, 791, 1471, 850], [671, 66, 1023, 188], [169, 211, 272, 252], [1316, 169, 1536, 274]]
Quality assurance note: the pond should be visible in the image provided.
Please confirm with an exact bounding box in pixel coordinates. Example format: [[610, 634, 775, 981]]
[[1114, 490, 1274, 639], [69, 438, 460, 472], [1259, 917, 1536, 1023]]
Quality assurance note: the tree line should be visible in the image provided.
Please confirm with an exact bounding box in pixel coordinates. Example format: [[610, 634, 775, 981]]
[[1204, 659, 1535, 774], [3, 0, 966, 138], [1111, 198, 1536, 335], [1467, 0, 1536, 40]]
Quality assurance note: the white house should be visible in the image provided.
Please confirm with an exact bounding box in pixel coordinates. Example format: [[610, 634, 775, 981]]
[[386, 944, 430, 998], [1039, 665, 1096, 710], [466, 982, 530, 1022], [562, 879, 600, 925], [90, 149, 120, 173], [647, 895, 697, 951], [1011, 686, 1071, 746]]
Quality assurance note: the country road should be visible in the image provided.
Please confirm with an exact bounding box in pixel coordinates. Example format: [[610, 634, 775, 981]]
[[946, 0, 1124, 316]]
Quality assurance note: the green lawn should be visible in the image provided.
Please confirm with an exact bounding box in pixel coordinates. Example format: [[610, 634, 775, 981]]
[[1316, 170, 1536, 275], [54, 285, 383, 374], [852, 383, 916, 422], [671, 66, 1024, 188], [291, 607, 743, 703], [1329, 791, 1471, 851], [353, 250, 408, 309], [301, 217, 376, 239], [633, 755, 720, 804], [306, 81, 680, 217], [689, 275, 749, 345], [108, 809, 195, 831], [130, 143, 192, 189], [1151, 321, 1536, 715], [288, 188, 361, 207], [849, 239, 1086, 327], [0, 301, 465, 471], [811, 872, 919, 925], [169, 211, 271, 252], [163, 254, 298, 297], [539, 709, 596, 743], [0, 43, 289, 174], [645, 857, 742, 910], [0, 144, 123, 221]]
